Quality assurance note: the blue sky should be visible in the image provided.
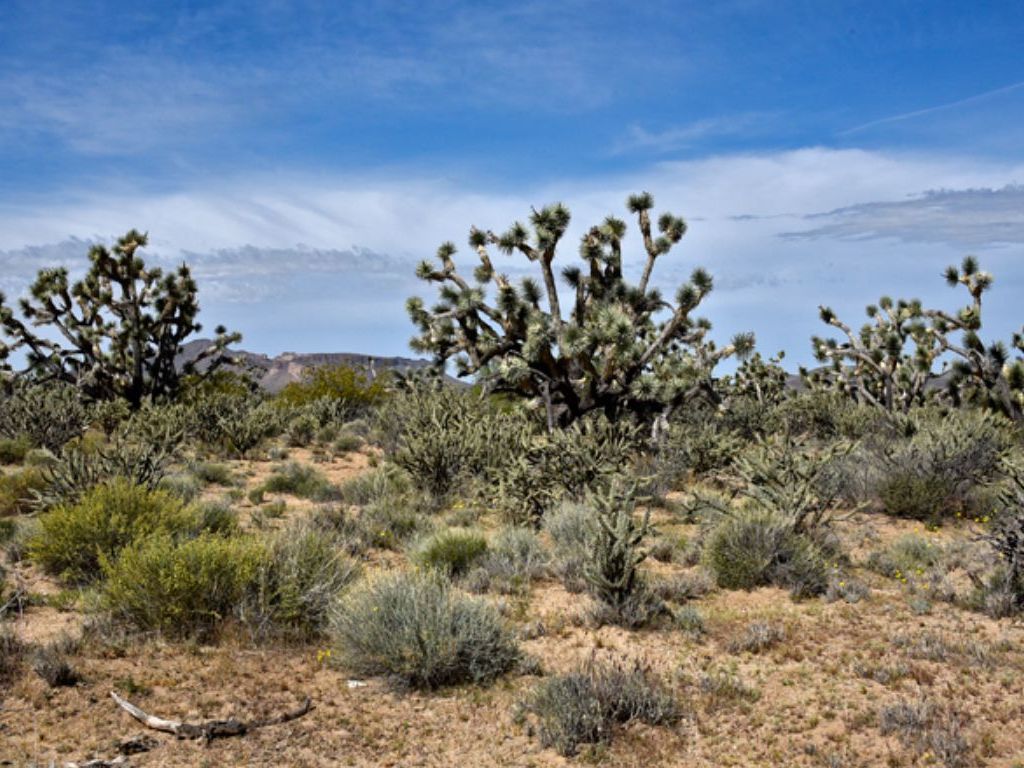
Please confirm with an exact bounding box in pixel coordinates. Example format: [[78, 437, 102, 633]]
[[1, 1, 1024, 366]]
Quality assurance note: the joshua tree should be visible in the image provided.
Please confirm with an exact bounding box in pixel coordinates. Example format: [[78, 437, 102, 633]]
[[407, 193, 754, 431], [0, 230, 240, 408], [806, 256, 1024, 420]]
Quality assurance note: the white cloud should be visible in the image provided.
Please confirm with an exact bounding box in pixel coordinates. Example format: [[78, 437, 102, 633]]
[[2, 147, 1023, 360]]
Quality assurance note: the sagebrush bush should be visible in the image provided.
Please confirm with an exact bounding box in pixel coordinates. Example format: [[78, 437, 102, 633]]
[[31, 635, 80, 687], [30, 479, 216, 583], [702, 508, 828, 597], [877, 408, 1011, 521], [543, 502, 591, 592], [474, 526, 548, 594], [260, 461, 339, 501], [412, 528, 488, 576], [866, 534, 943, 579], [331, 570, 519, 689], [246, 522, 359, 640], [0, 625, 26, 684], [522, 655, 680, 757], [101, 533, 264, 638]]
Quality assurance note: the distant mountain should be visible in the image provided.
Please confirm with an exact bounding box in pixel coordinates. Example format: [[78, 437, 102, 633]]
[[177, 339, 439, 393]]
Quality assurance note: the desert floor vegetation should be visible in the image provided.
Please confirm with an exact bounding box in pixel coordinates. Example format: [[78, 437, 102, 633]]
[[2, 200, 1024, 767]]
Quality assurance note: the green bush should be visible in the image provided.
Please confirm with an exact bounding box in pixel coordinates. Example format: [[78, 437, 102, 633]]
[[101, 533, 264, 638], [471, 526, 548, 594], [246, 522, 360, 640], [0, 467, 46, 516], [522, 656, 680, 757], [260, 462, 339, 501], [703, 508, 828, 597], [276, 364, 388, 409], [412, 528, 488, 576], [331, 570, 519, 689], [0, 436, 31, 465], [877, 408, 1011, 521], [866, 534, 943, 579], [30, 479, 216, 583]]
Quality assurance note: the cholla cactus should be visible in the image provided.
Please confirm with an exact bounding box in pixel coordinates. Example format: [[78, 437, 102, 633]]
[[0, 231, 240, 408], [727, 350, 789, 406], [407, 193, 754, 430], [806, 256, 1023, 419]]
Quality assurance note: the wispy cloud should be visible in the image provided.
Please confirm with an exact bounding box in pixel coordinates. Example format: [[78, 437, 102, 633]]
[[781, 185, 1024, 248], [614, 113, 775, 154], [841, 80, 1024, 136]]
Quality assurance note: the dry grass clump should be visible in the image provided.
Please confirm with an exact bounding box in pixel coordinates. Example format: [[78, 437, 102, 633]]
[[520, 655, 680, 757]]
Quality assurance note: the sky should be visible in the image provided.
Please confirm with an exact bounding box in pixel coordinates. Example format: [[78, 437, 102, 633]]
[[1, 1, 1023, 368]]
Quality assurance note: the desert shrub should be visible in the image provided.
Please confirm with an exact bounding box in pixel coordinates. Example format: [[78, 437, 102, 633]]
[[774, 389, 886, 441], [727, 621, 785, 654], [276, 364, 388, 409], [260, 462, 338, 501], [158, 472, 203, 502], [331, 570, 519, 689], [472, 526, 548, 594], [877, 408, 1010, 521], [285, 412, 319, 447], [101, 533, 264, 638], [337, 465, 411, 507], [3, 518, 36, 563], [412, 528, 488, 577], [702, 508, 828, 597], [192, 501, 239, 535], [30, 479, 218, 583], [698, 666, 761, 708], [973, 459, 1024, 616], [866, 534, 943, 579], [331, 432, 362, 455], [354, 500, 426, 551], [673, 605, 707, 638], [191, 461, 234, 486], [653, 570, 714, 604], [0, 467, 46, 516], [878, 698, 971, 768], [0, 625, 26, 684], [663, 414, 743, 477], [0, 436, 30, 465], [31, 635, 80, 687], [0, 382, 90, 452], [34, 422, 181, 509], [246, 522, 359, 640], [543, 502, 591, 592], [497, 417, 640, 524], [522, 656, 680, 757]]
